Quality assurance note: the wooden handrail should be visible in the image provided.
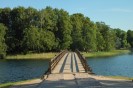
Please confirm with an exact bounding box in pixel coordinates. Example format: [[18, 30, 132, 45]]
[[75, 49, 93, 73], [50, 50, 68, 72], [44, 50, 68, 75]]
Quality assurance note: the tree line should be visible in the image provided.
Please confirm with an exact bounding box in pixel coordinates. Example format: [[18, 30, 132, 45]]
[[0, 6, 133, 58]]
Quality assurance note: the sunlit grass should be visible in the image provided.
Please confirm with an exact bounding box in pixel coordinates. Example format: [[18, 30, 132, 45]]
[[6, 52, 58, 59], [6, 50, 130, 59], [82, 50, 130, 58], [0, 79, 38, 88], [0, 82, 13, 88], [106, 76, 133, 80]]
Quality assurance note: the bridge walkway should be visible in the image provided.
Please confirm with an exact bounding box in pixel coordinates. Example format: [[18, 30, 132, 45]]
[[52, 52, 85, 73]]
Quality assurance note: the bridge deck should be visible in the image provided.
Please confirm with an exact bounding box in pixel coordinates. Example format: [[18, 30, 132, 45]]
[[38, 73, 102, 88], [52, 52, 85, 73]]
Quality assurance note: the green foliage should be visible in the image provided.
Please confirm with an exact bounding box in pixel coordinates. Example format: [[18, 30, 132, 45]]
[[0, 8, 11, 28], [39, 29, 55, 51], [96, 22, 116, 51], [82, 18, 96, 51], [114, 28, 129, 49], [70, 13, 84, 50], [55, 9, 72, 50], [96, 30, 105, 51], [23, 26, 55, 53], [0, 23, 7, 59], [127, 30, 133, 48], [22, 26, 40, 52], [0, 6, 132, 55]]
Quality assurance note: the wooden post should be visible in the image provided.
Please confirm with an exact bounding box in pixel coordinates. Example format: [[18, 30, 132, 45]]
[[49, 61, 51, 74]]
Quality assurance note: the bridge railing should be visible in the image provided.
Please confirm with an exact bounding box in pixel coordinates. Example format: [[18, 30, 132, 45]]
[[50, 50, 68, 72], [75, 49, 93, 73], [44, 50, 68, 75]]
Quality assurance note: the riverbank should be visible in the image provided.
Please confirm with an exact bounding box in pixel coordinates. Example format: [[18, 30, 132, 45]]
[[6, 50, 130, 59], [6, 52, 58, 59], [82, 50, 130, 58], [0, 79, 41, 88], [106, 76, 133, 80]]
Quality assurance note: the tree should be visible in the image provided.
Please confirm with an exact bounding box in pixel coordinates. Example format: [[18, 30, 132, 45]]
[[0, 23, 7, 59], [24, 7, 38, 28], [37, 7, 59, 51], [9, 6, 26, 53], [22, 26, 40, 53], [39, 29, 55, 51], [105, 30, 115, 51], [96, 30, 105, 51], [70, 13, 84, 51], [54, 9, 72, 50], [127, 30, 133, 48], [22, 26, 56, 53], [0, 8, 11, 28], [82, 17, 96, 51], [96, 22, 115, 51], [114, 28, 128, 49]]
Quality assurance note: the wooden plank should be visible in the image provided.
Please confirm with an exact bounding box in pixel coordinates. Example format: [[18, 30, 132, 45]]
[[74, 53, 85, 73], [63, 53, 71, 73], [72, 52, 77, 72]]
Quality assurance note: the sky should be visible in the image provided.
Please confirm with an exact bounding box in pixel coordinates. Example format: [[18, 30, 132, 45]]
[[0, 0, 133, 31]]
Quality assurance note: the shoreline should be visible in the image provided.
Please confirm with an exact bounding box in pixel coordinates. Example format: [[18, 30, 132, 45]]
[[5, 50, 131, 60], [0, 78, 41, 88], [6, 52, 58, 60], [82, 50, 130, 58]]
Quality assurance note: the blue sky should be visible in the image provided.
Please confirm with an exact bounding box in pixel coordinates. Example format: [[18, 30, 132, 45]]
[[0, 0, 133, 31]]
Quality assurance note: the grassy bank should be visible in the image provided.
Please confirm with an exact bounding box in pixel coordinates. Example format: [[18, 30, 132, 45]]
[[0, 79, 39, 88], [6, 52, 58, 59], [82, 50, 130, 58], [6, 50, 130, 59], [106, 76, 133, 80]]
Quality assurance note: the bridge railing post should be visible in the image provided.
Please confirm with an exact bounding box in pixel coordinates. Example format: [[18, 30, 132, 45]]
[[49, 61, 51, 74]]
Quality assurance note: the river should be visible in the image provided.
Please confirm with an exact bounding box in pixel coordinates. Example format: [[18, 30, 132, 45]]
[[0, 53, 133, 84], [87, 53, 133, 77], [0, 59, 49, 84]]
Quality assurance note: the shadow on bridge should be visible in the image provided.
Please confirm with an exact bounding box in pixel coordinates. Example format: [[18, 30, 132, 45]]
[[10, 77, 133, 88]]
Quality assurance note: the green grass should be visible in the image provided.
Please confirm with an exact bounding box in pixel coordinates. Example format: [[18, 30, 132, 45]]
[[106, 76, 133, 80], [0, 79, 38, 88], [6, 52, 58, 59], [5, 50, 130, 59], [82, 50, 130, 58], [0, 82, 13, 88]]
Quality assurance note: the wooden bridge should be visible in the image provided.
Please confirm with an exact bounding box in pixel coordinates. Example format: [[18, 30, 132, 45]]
[[36, 50, 104, 88], [44, 50, 92, 74]]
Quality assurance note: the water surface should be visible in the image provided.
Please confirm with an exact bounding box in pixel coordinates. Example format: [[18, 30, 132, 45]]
[[0, 59, 49, 84], [87, 53, 133, 77]]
